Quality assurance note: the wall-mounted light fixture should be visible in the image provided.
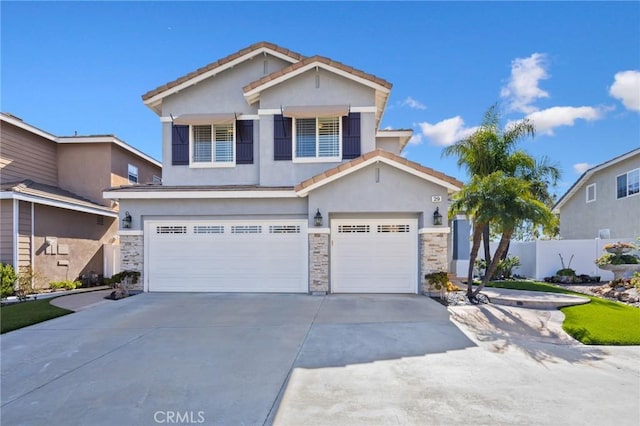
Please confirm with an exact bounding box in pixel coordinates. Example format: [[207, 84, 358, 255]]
[[122, 211, 132, 229], [433, 207, 443, 226], [314, 209, 323, 227]]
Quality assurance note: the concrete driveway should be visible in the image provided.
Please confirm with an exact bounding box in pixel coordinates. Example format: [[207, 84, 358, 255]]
[[1, 294, 638, 426]]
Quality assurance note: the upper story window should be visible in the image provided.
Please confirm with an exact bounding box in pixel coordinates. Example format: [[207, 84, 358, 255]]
[[616, 168, 639, 199], [128, 164, 138, 184], [293, 117, 341, 162], [191, 124, 235, 167], [586, 183, 596, 203]]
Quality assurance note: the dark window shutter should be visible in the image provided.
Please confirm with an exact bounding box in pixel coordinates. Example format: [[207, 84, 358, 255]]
[[273, 114, 292, 161], [342, 112, 361, 159], [171, 125, 189, 165], [236, 120, 253, 164]]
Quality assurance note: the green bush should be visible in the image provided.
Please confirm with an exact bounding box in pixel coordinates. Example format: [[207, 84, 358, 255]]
[[49, 280, 80, 290], [595, 253, 640, 266], [1, 263, 17, 299], [106, 270, 140, 286]]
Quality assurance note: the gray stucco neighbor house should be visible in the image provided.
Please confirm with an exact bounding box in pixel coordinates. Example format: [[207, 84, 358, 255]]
[[553, 148, 639, 240], [104, 41, 464, 294]]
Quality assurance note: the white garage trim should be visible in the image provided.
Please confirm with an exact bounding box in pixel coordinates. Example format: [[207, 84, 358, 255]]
[[331, 218, 418, 294], [144, 219, 308, 293]]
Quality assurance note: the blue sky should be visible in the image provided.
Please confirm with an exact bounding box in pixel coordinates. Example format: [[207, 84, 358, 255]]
[[2, 1, 639, 197]]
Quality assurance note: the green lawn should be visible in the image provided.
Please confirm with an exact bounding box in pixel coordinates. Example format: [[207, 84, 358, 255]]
[[484, 280, 640, 345], [1, 298, 73, 334]]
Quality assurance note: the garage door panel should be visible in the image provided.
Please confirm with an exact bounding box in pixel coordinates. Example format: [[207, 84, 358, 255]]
[[331, 219, 418, 294], [147, 221, 307, 292]]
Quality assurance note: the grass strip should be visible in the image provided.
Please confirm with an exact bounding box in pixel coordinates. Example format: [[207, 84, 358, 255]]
[[1, 298, 73, 334], [485, 280, 640, 345]]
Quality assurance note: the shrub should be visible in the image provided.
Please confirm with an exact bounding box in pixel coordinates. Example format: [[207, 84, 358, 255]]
[[595, 253, 640, 266], [49, 280, 80, 291], [106, 270, 140, 286], [1, 263, 17, 299], [556, 268, 577, 277]]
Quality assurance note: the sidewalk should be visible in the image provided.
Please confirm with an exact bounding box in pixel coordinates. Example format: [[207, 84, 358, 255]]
[[49, 288, 115, 311]]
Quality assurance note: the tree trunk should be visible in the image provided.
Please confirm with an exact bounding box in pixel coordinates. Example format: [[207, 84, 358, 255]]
[[482, 224, 491, 269], [467, 222, 485, 299], [476, 229, 514, 295]]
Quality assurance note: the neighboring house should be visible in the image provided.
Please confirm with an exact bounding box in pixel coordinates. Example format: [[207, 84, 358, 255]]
[[553, 148, 640, 239], [104, 41, 463, 294], [0, 113, 162, 285]]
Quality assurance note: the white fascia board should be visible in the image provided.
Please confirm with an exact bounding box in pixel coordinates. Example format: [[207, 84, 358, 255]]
[[258, 109, 282, 115], [143, 47, 300, 108], [103, 190, 299, 200], [244, 62, 391, 104], [161, 114, 259, 122], [0, 192, 118, 217], [376, 130, 413, 138], [419, 227, 451, 234], [56, 136, 162, 168], [258, 107, 376, 116], [296, 156, 461, 197], [350, 106, 377, 113], [0, 114, 57, 141]]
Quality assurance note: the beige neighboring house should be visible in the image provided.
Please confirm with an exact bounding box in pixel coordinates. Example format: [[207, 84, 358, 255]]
[[0, 112, 162, 286], [553, 148, 640, 240]]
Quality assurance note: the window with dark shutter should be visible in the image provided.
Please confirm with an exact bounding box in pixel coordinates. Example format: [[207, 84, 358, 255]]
[[274, 115, 292, 161], [342, 112, 361, 159], [236, 120, 254, 164], [171, 125, 189, 165]]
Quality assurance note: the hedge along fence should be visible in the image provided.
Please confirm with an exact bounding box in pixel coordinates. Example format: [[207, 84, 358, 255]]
[[480, 238, 638, 281]]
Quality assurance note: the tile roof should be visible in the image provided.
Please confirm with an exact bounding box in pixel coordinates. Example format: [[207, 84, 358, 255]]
[[1, 180, 116, 213], [242, 55, 392, 94], [294, 149, 463, 193], [106, 184, 294, 192], [141, 41, 305, 101]]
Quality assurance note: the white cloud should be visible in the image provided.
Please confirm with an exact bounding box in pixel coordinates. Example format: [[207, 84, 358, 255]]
[[418, 116, 478, 147], [401, 96, 427, 110], [408, 134, 423, 145], [525, 106, 603, 135], [573, 162, 594, 174], [609, 70, 640, 111], [500, 53, 550, 113]]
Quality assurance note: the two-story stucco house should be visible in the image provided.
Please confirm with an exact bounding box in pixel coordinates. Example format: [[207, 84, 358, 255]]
[[0, 112, 162, 285], [553, 148, 640, 239], [105, 42, 463, 294]]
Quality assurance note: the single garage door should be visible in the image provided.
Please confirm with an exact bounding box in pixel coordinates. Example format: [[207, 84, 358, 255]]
[[147, 220, 308, 292], [331, 218, 418, 293]]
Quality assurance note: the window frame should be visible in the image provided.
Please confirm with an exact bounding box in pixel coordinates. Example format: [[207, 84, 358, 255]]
[[586, 183, 596, 203], [189, 123, 236, 168], [292, 116, 342, 163], [616, 168, 640, 200], [128, 164, 139, 184]]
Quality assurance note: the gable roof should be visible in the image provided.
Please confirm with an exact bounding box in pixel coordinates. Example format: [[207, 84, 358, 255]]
[[141, 41, 305, 113], [1, 113, 161, 168], [243, 55, 392, 129], [295, 149, 463, 197], [0, 180, 117, 217], [553, 147, 640, 213]]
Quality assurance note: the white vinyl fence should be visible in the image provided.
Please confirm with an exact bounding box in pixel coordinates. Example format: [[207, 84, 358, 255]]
[[483, 238, 638, 281]]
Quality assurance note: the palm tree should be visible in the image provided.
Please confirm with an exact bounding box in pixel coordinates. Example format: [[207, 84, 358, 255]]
[[445, 105, 559, 299], [442, 105, 535, 267]]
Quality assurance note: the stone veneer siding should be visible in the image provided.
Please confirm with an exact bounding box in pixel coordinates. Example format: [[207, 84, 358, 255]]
[[120, 234, 144, 291], [420, 232, 448, 294], [309, 233, 329, 293]]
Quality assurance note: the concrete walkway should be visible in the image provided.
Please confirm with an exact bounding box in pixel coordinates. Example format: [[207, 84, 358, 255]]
[[479, 287, 590, 309], [49, 288, 116, 311]]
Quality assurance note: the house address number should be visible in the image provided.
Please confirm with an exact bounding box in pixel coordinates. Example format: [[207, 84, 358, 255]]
[[431, 195, 442, 203]]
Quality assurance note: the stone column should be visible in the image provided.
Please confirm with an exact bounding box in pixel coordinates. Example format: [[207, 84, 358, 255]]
[[420, 232, 449, 294], [120, 234, 143, 291], [309, 232, 329, 294]]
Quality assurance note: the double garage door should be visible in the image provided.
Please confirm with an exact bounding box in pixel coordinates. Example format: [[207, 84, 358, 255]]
[[147, 220, 308, 292], [146, 218, 418, 293]]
